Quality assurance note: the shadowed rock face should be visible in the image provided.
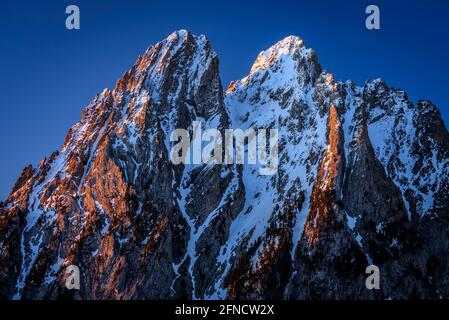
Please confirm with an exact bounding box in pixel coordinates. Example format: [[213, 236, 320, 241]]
[[0, 30, 448, 300]]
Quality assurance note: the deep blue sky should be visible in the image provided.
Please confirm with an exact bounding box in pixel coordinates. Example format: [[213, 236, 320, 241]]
[[1, 0, 448, 199]]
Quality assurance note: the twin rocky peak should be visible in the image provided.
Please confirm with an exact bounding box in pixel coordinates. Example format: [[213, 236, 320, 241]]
[[1, 30, 448, 300]]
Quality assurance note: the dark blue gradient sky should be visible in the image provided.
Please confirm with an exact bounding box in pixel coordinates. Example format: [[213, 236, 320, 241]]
[[1, 0, 448, 199]]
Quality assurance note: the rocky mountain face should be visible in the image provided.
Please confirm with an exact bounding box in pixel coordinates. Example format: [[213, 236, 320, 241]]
[[1, 30, 448, 300]]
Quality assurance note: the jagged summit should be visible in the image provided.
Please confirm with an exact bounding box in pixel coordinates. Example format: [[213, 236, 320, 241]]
[[167, 28, 190, 38], [112, 29, 216, 98], [225, 34, 323, 97], [248, 35, 307, 74], [147, 29, 208, 52]]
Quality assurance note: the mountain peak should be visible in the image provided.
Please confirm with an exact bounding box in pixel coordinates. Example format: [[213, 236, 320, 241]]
[[141, 29, 210, 59], [164, 29, 206, 44], [168, 29, 190, 38], [2, 31, 449, 301], [275, 35, 305, 50], [249, 35, 306, 75], [227, 34, 320, 94], [111, 29, 216, 99]]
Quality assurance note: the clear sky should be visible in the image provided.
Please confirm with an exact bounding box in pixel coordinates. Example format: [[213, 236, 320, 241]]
[[1, 0, 448, 200]]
